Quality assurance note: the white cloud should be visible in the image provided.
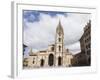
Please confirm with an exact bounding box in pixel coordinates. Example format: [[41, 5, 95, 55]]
[[24, 12, 90, 55]]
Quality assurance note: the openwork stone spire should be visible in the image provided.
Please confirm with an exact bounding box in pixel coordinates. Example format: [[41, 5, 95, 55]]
[[56, 20, 64, 35]]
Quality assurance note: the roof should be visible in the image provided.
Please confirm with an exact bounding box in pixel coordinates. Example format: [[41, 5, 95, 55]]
[[29, 54, 37, 56], [39, 50, 47, 53]]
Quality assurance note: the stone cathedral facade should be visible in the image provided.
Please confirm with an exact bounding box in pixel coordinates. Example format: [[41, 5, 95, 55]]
[[25, 21, 73, 68]]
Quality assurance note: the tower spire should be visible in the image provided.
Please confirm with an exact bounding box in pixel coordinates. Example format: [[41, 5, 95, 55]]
[[56, 20, 64, 35], [55, 19, 64, 66], [58, 19, 61, 26]]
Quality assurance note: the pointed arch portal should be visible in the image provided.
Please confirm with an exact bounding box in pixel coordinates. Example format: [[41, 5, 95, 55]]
[[48, 54, 54, 66]]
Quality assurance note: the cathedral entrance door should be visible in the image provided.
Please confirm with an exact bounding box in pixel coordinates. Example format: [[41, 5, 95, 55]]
[[58, 56, 62, 66], [48, 54, 54, 66], [40, 59, 44, 67]]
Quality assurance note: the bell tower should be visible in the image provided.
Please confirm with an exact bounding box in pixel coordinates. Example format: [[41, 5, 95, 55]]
[[55, 20, 64, 66]]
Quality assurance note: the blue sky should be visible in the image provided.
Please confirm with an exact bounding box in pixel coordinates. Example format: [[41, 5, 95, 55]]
[[23, 10, 90, 57], [23, 10, 67, 23]]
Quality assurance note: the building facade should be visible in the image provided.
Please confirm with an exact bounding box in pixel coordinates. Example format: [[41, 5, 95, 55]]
[[71, 21, 91, 66], [80, 20, 91, 66], [23, 21, 73, 68], [71, 52, 87, 66]]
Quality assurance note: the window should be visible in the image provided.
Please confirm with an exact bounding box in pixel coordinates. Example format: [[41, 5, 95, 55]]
[[87, 50, 90, 55], [33, 60, 34, 64], [59, 45, 61, 51], [59, 38, 61, 42], [33, 58, 35, 64], [51, 47, 54, 51], [88, 44, 90, 48]]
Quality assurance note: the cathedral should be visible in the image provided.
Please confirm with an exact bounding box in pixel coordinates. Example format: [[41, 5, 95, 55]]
[[24, 21, 73, 68]]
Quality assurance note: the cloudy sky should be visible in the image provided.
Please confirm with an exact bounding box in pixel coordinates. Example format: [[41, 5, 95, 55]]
[[23, 10, 91, 57]]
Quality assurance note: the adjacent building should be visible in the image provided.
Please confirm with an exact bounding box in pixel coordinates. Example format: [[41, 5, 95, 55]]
[[80, 20, 91, 66], [71, 52, 87, 66], [71, 20, 91, 66]]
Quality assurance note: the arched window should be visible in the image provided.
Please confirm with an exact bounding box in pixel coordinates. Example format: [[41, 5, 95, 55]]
[[51, 47, 54, 51], [58, 56, 62, 66], [33, 58, 35, 64], [58, 38, 61, 42], [59, 45, 61, 51]]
